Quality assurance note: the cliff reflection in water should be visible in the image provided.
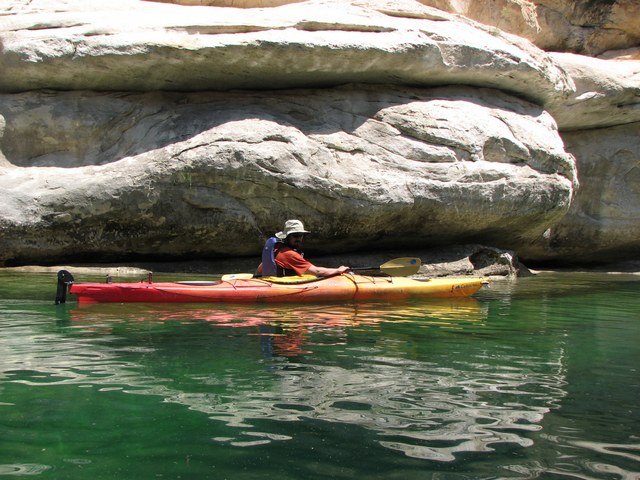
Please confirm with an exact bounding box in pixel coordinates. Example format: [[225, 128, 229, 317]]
[[54, 299, 567, 462]]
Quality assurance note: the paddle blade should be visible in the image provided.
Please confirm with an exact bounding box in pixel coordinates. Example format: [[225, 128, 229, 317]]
[[379, 257, 422, 276]]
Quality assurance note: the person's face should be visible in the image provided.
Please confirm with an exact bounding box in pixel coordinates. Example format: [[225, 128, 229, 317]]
[[286, 233, 305, 249]]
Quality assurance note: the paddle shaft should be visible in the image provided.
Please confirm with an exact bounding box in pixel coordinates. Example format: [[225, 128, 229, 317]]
[[346, 257, 422, 276], [222, 257, 421, 281]]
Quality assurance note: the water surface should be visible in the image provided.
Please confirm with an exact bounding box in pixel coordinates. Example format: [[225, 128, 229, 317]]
[[1, 271, 639, 479]]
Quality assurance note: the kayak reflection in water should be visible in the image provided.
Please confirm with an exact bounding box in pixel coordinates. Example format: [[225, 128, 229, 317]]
[[256, 219, 350, 278]]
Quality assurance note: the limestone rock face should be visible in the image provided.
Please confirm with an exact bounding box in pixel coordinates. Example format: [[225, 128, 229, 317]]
[[0, 0, 638, 266], [0, 0, 572, 105], [524, 122, 640, 263], [545, 52, 640, 131], [0, 86, 575, 264], [150, 0, 304, 5], [522, 50, 640, 263], [424, 0, 640, 56]]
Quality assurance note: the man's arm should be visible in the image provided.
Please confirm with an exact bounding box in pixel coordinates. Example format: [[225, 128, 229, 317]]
[[306, 265, 350, 277], [278, 249, 349, 277]]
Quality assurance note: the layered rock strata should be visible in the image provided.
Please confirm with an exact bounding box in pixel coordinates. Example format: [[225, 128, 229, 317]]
[[0, 0, 638, 267]]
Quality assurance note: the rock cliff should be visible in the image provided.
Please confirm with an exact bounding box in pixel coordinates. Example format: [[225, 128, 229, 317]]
[[0, 0, 638, 267]]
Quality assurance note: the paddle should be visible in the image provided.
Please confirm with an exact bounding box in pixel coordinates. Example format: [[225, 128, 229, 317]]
[[350, 257, 422, 277], [221, 257, 422, 281]]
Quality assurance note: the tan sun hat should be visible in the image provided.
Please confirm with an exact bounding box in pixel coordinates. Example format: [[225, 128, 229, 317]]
[[275, 219, 311, 239]]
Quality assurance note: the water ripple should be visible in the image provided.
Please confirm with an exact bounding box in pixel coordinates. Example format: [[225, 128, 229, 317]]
[[0, 464, 51, 476], [0, 307, 566, 463], [199, 347, 567, 461]]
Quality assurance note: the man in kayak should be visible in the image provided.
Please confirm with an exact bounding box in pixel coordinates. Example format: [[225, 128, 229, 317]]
[[257, 219, 350, 277]]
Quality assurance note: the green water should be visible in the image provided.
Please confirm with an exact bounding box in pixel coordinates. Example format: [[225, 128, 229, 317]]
[[1, 271, 639, 479]]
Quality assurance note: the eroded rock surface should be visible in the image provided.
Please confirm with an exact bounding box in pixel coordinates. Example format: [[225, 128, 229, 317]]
[[423, 0, 640, 56], [0, 0, 638, 267], [0, 85, 575, 264]]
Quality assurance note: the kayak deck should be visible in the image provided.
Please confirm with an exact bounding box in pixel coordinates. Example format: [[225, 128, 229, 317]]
[[67, 273, 487, 304]]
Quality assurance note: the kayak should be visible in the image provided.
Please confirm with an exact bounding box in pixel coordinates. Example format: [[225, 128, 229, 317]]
[[61, 271, 488, 304]]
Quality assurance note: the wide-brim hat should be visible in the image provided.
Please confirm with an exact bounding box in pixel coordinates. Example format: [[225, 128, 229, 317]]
[[275, 219, 311, 239]]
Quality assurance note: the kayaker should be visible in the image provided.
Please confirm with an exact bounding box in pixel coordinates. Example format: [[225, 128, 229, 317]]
[[257, 219, 350, 277]]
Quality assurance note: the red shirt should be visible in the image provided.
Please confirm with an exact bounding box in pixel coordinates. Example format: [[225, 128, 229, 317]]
[[275, 246, 312, 275]]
